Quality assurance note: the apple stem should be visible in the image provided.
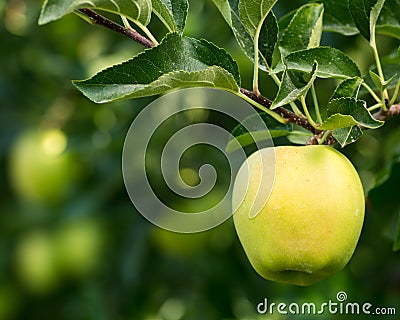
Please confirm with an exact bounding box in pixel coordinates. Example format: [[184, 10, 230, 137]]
[[300, 96, 319, 129], [311, 84, 322, 124], [318, 130, 332, 145]]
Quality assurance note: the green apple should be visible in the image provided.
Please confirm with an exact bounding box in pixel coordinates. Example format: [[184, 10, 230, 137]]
[[232, 145, 365, 286], [15, 231, 60, 294], [9, 129, 78, 204], [151, 227, 209, 258], [54, 219, 103, 277]]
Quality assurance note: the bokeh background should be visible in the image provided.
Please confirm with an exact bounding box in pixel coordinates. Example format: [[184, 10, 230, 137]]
[[1, 0, 399, 319]]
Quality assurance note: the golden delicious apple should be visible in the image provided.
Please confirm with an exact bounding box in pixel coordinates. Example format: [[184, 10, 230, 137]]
[[232, 146, 365, 286]]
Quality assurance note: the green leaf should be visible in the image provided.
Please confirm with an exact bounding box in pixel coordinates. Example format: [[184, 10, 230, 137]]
[[369, 70, 397, 92], [379, 51, 400, 85], [274, 47, 361, 79], [279, 3, 324, 57], [314, 0, 359, 35], [211, 0, 232, 24], [370, 0, 386, 45], [377, 25, 400, 39], [238, 0, 279, 70], [39, 0, 152, 26], [152, 0, 188, 34], [378, 0, 400, 26], [348, 0, 376, 39], [259, 11, 278, 67], [361, 50, 400, 95], [319, 97, 384, 129], [377, 0, 400, 37], [363, 65, 400, 93], [226, 112, 293, 152], [320, 114, 360, 130], [332, 125, 363, 147], [73, 33, 240, 103], [348, 0, 385, 42], [226, 0, 255, 61], [212, 0, 278, 69], [317, 0, 399, 37], [287, 130, 313, 145], [328, 78, 364, 147], [152, 0, 176, 32], [271, 62, 318, 109], [277, 9, 295, 33], [370, 70, 383, 90], [238, 0, 278, 36], [331, 77, 363, 100]]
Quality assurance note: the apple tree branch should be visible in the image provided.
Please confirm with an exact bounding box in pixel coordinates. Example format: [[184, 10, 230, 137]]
[[76, 8, 400, 146]]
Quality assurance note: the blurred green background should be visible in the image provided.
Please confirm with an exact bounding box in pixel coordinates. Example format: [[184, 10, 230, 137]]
[[1, 0, 399, 319]]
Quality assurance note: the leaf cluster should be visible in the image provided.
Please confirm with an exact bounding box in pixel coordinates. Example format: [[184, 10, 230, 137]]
[[39, 0, 400, 148]]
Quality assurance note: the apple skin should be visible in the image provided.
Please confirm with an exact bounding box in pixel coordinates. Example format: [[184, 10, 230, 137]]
[[232, 146, 365, 286]]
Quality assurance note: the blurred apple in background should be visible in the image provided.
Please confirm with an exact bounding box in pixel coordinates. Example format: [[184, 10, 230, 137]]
[[14, 220, 104, 295], [15, 231, 60, 294], [151, 227, 209, 258], [9, 128, 79, 204], [54, 219, 104, 277]]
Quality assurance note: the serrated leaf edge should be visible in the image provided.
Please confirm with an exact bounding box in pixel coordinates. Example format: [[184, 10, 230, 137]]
[[319, 97, 384, 129]]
